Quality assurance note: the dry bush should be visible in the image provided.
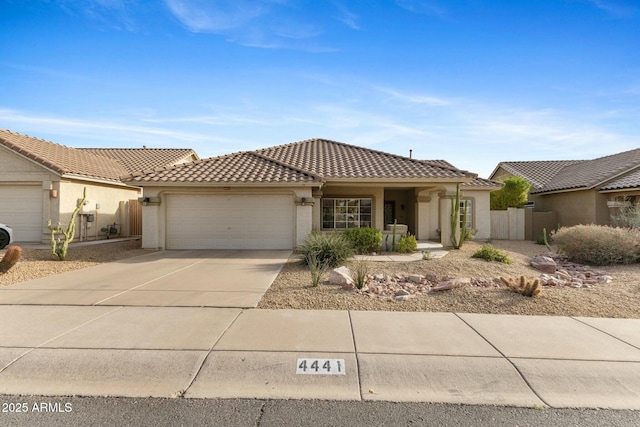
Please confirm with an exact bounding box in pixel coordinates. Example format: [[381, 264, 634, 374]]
[[552, 225, 640, 265]]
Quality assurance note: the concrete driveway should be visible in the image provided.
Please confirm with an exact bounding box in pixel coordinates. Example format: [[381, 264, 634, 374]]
[[0, 250, 292, 308]]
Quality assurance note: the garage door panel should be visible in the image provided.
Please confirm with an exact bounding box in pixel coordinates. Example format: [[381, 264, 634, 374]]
[[166, 194, 294, 250], [0, 186, 43, 242]]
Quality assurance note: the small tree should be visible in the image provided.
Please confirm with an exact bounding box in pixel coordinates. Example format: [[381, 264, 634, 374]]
[[490, 176, 531, 210], [47, 187, 87, 261]]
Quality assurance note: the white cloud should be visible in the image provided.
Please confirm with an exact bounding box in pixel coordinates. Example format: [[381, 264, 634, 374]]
[[377, 87, 452, 106], [0, 108, 222, 145], [394, 0, 447, 18], [583, 0, 637, 17]]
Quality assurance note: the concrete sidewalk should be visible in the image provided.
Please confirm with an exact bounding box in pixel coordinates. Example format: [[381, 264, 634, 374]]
[[0, 307, 638, 409]]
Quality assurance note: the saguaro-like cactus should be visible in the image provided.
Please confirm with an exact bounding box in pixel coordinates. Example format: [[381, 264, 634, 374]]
[[0, 245, 22, 274], [47, 187, 87, 261], [450, 183, 468, 249]]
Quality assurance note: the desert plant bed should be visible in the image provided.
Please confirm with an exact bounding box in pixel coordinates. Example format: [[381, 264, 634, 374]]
[[258, 240, 640, 319]]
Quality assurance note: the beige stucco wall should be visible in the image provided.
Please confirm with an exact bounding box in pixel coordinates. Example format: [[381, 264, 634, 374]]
[[140, 186, 312, 249], [531, 189, 609, 227], [462, 189, 491, 240], [58, 181, 141, 241]]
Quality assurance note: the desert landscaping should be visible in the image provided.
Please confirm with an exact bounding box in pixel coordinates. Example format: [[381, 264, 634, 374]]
[[1, 239, 638, 319]]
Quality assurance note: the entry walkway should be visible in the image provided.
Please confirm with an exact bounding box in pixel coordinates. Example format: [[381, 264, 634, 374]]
[[353, 241, 448, 261], [0, 307, 638, 409]]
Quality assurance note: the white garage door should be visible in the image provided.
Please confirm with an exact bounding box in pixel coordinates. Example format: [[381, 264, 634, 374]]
[[166, 194, 295, 249], [0, 185, 43, 242]]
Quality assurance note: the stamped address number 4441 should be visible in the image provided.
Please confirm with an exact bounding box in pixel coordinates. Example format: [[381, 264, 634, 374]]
[[296, 358, 345, 375]]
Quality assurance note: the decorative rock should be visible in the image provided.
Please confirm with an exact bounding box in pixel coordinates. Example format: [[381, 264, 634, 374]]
[[431, 277, 471, 292], [408, 274, 424, 283], [395, 289, 410, 297], [329, 266, 354, 287], [424, 274, 438, 282], [530, 256, 557, 274]]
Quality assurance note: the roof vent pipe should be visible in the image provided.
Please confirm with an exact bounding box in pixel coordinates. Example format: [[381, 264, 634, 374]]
[[409, 149, 413, 159]]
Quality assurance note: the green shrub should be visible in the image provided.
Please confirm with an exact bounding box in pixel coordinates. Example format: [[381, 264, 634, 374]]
[[395, 234, 418, 253], [298, 231, 354, 268], [343, 227, 382, 254], [552, 225, 640, 265], [472, 245, 512, 264]]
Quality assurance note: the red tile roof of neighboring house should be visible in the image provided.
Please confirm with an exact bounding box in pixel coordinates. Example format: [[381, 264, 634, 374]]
[[126, 138, 479, 184], [125, 151, 323, 184], [79, 148, 198, 174], [0, 129, 129, 182]]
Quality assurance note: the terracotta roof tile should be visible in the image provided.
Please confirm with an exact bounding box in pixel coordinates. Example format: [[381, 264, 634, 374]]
[[255, 138, 473, 179], [79, 148, 198, 174], [126, 151, 322, 184], [0, 129, 128, 182]]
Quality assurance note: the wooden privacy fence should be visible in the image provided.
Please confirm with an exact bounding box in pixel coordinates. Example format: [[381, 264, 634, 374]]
[[490, 208, 558, 241], [127, 199, 142, 236]]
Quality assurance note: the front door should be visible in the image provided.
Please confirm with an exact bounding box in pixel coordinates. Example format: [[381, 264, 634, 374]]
[[384, 200, 396, 227]]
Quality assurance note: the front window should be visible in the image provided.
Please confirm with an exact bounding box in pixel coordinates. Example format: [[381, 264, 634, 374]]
[[322, 198, 372, 229], [460, 199, 473, 229]]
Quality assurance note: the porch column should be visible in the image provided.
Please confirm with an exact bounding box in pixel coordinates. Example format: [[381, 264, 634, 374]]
[[415, 195, 431, 240], [439, 189, 457, 247]]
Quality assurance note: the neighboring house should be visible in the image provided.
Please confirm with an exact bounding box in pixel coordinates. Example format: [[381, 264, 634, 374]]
[[0, 129, 198, 243], [490, 148, 640, 227], [125, 138, 502, 250]]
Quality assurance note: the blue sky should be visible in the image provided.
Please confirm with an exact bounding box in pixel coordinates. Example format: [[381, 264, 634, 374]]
[[1, 0, 639, 178]]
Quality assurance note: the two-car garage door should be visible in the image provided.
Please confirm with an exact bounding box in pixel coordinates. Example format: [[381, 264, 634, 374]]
[[165, 194, 295, 250]]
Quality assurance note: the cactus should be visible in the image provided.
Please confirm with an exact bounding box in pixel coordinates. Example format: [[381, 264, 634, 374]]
[[500, 275, 542, 297], [0, 245, 22, 274], [542, 227, 552, 252], [47, 187, 86, 261], [450, 183, 468, 249]]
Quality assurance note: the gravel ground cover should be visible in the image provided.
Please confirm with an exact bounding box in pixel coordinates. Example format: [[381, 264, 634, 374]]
[[0, 239, 151, 287], [1, 239, 638, 318], [258, 240, 640, 319]]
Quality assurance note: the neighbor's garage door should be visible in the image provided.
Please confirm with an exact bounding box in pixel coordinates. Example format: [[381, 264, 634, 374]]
[[0, 185, 43, 242], [166, 194, 294, 249]]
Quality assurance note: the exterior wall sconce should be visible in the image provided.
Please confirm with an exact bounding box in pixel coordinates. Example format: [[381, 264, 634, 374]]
[[296, 197, 314, 206], [50, 189, 58, 198]]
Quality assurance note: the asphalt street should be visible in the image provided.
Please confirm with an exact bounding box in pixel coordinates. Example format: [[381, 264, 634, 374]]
[[1, 396, 639, 427]]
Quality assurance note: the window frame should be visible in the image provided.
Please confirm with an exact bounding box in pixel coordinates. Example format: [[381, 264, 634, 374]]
[[322, 198, 373, 230], [459, 199, 473, 230]]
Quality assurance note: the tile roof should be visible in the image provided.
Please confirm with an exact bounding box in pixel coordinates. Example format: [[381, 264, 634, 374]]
[[426, 160, 502, 188], [599, 167, 640, 191], [125, 138, 479, 185], [125, 151, 322, 184], [493, 148, 640, 194], [79, 148, 198, 174], [534, 148, 640, 193], [0, 129, 129, 182], [494, 160, 584, 190], [254, 138, 474, 180]]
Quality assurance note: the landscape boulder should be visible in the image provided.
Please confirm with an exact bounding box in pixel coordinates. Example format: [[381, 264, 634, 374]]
[[329, 266, 354, 287], [530, 255, 557, 274]]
